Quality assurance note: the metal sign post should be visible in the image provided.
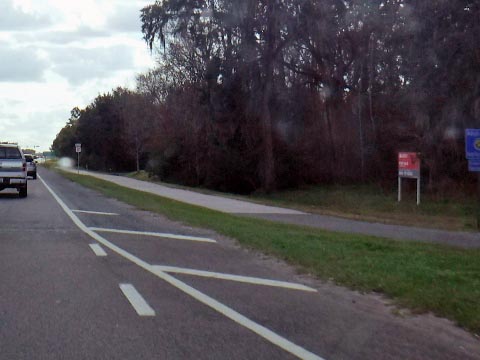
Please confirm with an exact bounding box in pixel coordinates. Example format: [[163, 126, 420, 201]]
[[465, 129, 480, 229], [398, 152, 421, 205], [75, 143, 81, 174]]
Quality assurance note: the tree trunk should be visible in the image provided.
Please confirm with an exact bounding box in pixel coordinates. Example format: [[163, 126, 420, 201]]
[[261, 69, 275, 192], [358, 67, 365, 182], [260, 0, 276, 192], [368, 33, 376, 135], [324, 99, 337, 178]]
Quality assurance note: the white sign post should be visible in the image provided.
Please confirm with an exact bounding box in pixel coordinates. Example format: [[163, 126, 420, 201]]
[[75, 143, 81, 174]]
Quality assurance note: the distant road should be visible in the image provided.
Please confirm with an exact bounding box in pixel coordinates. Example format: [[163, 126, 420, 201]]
[[0, 167, 478, 359]]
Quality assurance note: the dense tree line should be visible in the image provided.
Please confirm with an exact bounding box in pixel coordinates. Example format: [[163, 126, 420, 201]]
[[52, 0, 480, 194]]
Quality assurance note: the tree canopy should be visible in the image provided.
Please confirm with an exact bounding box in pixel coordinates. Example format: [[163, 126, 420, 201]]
[[52, 0, 480, 194]]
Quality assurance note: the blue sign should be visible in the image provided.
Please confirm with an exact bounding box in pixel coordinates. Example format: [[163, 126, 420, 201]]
[[468, 159, 480, 172], [465, 129, 480, 159]]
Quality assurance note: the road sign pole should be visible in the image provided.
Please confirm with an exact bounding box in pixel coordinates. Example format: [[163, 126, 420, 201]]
[[398, 177, 401, 202], [75, 143, 81, 174], [416, 177, 420, 205], [477, 173, 480, 230]]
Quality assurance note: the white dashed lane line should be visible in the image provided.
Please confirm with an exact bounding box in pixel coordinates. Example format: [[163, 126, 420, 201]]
[[152, 265, 317, 292], [119, 284, 156, 316], [39, 175, 324, 360], [89, 243, 107, 257], [72, 210, 119, 216], [89, 227, 217, 243]]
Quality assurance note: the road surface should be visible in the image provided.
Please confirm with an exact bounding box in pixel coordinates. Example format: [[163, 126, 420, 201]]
[[63, 168, 480, 248], [0, 168, 478, 359]]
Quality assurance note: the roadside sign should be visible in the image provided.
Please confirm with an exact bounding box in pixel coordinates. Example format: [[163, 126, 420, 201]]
[[398, 152, 421, 205], [468, 159, 480, 172], [465, 129, 480, 159], [75, 143, 81, 174], [398, 152, 420, 178], [465, 130, 480, 229]]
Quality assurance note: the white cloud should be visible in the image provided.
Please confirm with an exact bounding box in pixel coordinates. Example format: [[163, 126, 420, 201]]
[[26, 26, 110, 45], [0, 1, 51, 30], [0, 0, 156, 151], [0, 45, 49, 82], [107, 3, 144, 33], [49, 45, 135, 85]]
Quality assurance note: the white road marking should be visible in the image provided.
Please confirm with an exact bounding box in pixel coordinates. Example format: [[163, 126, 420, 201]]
[[152, 265, 317, 293], [39, 175, 324, 360], [119, 284, 155, 316], [89, 227, 217, 243], [72, 210, 119, 216], [89, 243, 107, 257]]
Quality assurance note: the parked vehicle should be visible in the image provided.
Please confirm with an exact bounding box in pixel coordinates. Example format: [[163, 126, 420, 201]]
[[0, 144, 27, 197], [24, 154, 37, 179]]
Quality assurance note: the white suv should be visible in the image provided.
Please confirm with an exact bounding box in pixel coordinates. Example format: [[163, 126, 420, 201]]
[[0, 144, 28, 197], [24, 154, 37, 179]]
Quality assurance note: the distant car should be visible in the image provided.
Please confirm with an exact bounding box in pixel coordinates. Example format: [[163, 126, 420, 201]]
[[0, 144, 28, 197], [24, 154, 37, 179]]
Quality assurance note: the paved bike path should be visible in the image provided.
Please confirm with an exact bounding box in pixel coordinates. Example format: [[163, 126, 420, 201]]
[[62, 168, 480, 249], [64, 169, 304, 215]]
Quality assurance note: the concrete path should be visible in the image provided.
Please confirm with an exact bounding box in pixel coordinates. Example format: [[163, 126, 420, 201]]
[[61, 168, 480, 248], [63, 168, 304, 215]]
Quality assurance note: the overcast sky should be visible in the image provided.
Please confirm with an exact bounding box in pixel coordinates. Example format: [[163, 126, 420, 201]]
[[0, 0, 156, 152]]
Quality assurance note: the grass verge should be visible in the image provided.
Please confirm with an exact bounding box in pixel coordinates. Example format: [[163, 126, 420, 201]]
[[251, 185, 477, 232], [61, 170, 480, 334], [126, 171, 477, 231]]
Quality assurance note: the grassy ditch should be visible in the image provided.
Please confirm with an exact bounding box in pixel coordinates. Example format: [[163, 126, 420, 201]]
[[40, 160, 58, 170], [252, 185, 477, 232], [60, 170, 480, 334], [126, 171, 477, 231]]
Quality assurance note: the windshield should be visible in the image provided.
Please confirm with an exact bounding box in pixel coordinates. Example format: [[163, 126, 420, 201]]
[[0, 147, 22, 159], [1, 2, 479, 360]]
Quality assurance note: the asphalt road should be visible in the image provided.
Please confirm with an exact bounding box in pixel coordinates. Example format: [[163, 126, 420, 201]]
[[0, 167, 478, 360], [64, 168, 480, 248]]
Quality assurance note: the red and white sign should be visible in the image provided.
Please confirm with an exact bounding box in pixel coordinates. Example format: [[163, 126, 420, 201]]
[[398, 152, 420, 178]]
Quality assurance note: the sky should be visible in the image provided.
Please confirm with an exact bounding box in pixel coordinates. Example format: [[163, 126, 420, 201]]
[[0, 0, 156, 152]]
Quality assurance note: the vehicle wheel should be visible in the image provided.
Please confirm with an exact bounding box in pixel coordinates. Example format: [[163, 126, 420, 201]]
[[19, 185, 27, 198], [33, 172, 37, 180]]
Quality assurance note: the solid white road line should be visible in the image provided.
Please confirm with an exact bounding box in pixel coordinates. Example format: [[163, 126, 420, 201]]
[[72, 210, 119, 216], [119, 284, 155, 316], [89, 243, 107, 257], [39, 175, 324, 360], [152, 265, 317, 293], [89, 227, 217, 243]]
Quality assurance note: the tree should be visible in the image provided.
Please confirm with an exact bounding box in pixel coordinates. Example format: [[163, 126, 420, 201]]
[[51, 107, 81, 158], [52, 0, 480, 195]]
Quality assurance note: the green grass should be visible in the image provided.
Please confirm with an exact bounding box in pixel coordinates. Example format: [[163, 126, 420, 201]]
[[59, 170, 480, 335], [41, 160, 56, 169], [126, 172, 477, 231], [251, 184, 477, 231], [126, 170, 151, 181]]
